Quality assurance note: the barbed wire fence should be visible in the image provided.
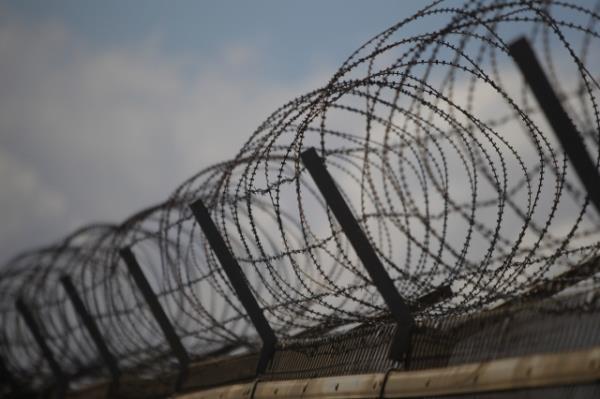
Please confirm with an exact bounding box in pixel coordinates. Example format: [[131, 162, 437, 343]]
[[2, 0, 600, 397]]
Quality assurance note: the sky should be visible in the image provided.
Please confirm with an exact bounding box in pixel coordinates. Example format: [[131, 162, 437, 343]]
[[0, 1, 430, 264]]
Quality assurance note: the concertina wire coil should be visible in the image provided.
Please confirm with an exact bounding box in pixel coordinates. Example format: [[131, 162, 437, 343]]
[[2, 0, 600, 389]]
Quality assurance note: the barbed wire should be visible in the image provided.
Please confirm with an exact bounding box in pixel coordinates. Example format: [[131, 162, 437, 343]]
[[2, 0, 600, 392]]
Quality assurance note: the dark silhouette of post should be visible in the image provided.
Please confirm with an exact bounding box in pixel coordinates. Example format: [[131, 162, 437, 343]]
[[119, 248, 189, 390], [60, 275, 120, 396], [300, 147, 414, 360], [0, 354, 21, 395], [189, 199, 277, 373], [509, 37, 600, 214], [16, 299, 68, 397]]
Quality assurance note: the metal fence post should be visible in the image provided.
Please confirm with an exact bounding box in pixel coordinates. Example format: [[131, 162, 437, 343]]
[[300, 147, 414, 360], [509, 37, 600, 214], [189, 199, 277, 374], [0, 354, 21, 396], [119, 248, 190, 390], [60, 275, 120, 396], [16, 299, 68, 397]]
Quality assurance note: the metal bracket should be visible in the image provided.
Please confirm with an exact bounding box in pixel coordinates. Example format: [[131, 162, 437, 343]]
[[393, 284, 453, 367], [509, 37, 600, 214], [411, 284, 452, 312], [60, 275, 120, 396], [300, 147, 414, 360], [16, 299, 68, 398], [189, 199, 277, 374], [119, 248, 189, 390]]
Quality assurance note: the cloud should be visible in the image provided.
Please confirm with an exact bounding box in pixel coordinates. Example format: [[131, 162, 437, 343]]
[[0, 146, 67, 256], [0, 10, 329, 264]]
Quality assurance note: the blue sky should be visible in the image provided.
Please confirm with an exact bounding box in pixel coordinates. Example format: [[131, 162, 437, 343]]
[[0, 1, 431, 263], [2, 0, 597, 267], [3, 1, 426, 81]]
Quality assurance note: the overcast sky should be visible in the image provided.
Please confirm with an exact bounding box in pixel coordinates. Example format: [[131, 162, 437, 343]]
[[0, 1, 433, 264]]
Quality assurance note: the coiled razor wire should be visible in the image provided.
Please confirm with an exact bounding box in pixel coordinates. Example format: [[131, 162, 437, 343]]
[[2, 0, 600, 391]]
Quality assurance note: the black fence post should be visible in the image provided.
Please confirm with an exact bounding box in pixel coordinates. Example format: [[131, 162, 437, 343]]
[[0, 354, 20, 396], [119, 248, 189, 390], [60, 275, 120, 396], [300, 147, 414, 360], [509, 37, 600, 214], [189, 199, 277, 374], [15, 299, 68, 397]]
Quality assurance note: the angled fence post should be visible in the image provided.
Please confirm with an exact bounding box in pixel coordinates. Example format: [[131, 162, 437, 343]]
[[509, 37, 600, 214], [300, 147, 414, 361], [16, 299, 68, 397], [0, 354, 20, 395], [60, 275, 120, 396], [189, 199, 277, 374], [119, 248, 189, 390]]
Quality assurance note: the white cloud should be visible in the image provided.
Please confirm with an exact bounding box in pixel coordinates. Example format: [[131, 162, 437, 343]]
[[0, 146, 67, 243], [0, 10, 329, 263]]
